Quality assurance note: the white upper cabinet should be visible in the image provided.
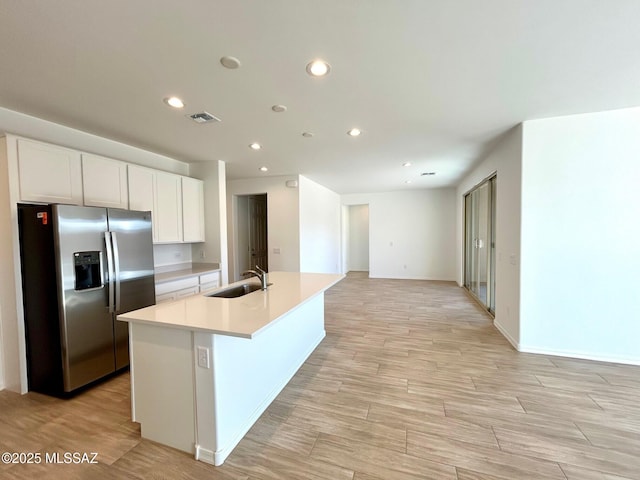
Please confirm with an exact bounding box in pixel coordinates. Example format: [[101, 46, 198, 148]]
[[154, 171, 183, 243], [128, 166, 186, 244], [16, 138, 83, 205], [12, 135, 204, 245], [82, 153, 129, 209], [181, 176, 205, 243], [128, 165, 157, 241]]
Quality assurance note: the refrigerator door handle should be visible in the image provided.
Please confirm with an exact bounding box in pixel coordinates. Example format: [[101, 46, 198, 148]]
[[104, 232, 115, 313], [112, 231, 121, 312]]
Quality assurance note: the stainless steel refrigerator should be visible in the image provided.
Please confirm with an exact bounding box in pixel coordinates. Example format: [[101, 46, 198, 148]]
[[18, 203, 155, 395]]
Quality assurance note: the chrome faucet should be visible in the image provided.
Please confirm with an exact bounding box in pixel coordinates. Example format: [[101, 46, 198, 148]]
[[242, 265, 269, 290]]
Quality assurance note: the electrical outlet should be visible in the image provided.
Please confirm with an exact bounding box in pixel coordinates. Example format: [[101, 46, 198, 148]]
[[197, 346, 210, 369], [200, 250, 206, 259]]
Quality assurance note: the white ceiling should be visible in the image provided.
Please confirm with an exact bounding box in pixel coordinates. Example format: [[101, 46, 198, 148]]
[[1, 1, 640, 194]]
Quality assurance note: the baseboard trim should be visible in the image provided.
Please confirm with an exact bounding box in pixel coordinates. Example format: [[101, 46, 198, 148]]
[[195, 445, 215, 465], [212, 331, 326, 466], [493, 322, 640, 366], [518, 345, 640, 367], [493, 320, 519, 351]]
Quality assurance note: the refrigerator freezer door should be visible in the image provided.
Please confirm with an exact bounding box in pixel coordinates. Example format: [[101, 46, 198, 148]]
[[18, 204, 64, 394], [107, 208, 155, 369], [53, 205, 115, 391]]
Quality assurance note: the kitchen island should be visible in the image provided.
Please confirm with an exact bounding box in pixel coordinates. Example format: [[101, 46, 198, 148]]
[[117, 271, 344, 466]]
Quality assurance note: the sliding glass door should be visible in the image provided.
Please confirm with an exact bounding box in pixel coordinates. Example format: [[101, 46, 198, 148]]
[[464, 175, 496, 313]]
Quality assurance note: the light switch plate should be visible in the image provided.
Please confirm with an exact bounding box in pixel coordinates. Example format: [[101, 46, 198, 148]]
[[197, 346, 210, 369]]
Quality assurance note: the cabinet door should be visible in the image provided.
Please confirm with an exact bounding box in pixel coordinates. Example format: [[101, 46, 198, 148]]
[[82, 153, 128, 208], [182, 177, 205, 242], [128, 165, 157, 241], [154, 171, 183, 243], [17, 138, 83, 204]]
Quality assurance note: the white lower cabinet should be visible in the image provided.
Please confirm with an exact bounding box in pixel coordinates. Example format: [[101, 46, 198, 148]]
[[155, 271, 220, 303], [157, 286, 200, 304], [199, 272, 220, 291]]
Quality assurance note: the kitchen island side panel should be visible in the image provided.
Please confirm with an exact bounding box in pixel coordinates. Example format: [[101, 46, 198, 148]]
[[129, 322, 195, 454], [194, 294, 325, 465]]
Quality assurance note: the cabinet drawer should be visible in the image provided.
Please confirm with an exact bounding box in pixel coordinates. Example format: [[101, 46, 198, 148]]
[[199, 272, 219, 285], [199, 282, 219, 293], [176, 286, 199, 298], [155, 292, 176, 304], [155, 276, 199, 296]]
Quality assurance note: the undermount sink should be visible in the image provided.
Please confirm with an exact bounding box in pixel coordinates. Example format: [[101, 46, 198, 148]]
[[207, 283, 263, 299]]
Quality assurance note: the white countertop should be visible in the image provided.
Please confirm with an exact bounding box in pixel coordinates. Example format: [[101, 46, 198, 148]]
[[118, 271, 344, 338]]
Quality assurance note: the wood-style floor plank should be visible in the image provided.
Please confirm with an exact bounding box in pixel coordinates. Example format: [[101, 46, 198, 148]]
[[1, 272, 638, 479]]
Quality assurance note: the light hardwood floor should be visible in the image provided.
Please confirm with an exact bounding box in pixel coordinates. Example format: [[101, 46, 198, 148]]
[[1, 272, 639, 479]]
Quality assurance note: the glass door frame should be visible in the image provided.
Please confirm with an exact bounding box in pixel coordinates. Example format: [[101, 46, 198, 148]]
[[463, 173, 497, 315]]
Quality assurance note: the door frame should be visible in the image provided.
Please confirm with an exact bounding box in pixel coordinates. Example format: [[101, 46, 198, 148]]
[[231, 193, 268, 282], [463, 173, 497, 314]]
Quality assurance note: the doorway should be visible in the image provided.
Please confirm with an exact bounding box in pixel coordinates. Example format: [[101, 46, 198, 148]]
[[235, 194, 268, 280], [464, 175, 496, 313], [344, 204, 369, 273]]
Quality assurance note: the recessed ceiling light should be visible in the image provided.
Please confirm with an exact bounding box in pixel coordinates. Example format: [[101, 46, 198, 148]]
[[249, 143, 262, 150], [403, 162, 412, 167], [405, 180, 412, 184], [347, 128, 362, 137], [302, 132, 314, 138], [259, 166, 268, 172], [164, 96, 185, 109], [306, 60, 330, 77], [272, 104, 287, 112], [220, 56, 241, 69]]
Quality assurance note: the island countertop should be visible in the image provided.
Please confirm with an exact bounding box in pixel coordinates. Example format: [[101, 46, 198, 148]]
[[117, 271, 344, 338]]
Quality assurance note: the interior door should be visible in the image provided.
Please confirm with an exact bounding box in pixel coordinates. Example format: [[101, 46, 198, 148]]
[[248, 194, 268, 271]]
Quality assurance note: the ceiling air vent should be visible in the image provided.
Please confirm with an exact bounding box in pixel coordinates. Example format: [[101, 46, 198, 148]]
[[421, 172, 436, 176], [187, 112, 221, 124]]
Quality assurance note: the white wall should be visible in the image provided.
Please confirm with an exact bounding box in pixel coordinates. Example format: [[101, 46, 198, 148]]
[[190, 160, 229, 284], [342, 189, 456, 280], [0, 107, 189, 174], [520, 107, 640, 364], [348, 205, 370, 272], [0, 137, 12, 391], [456, 126, 523, 347], [0, 308, 4, 390], [227, 176, 300, 281], [298, 176, 341, 274], [153, 244, 193, 267]]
